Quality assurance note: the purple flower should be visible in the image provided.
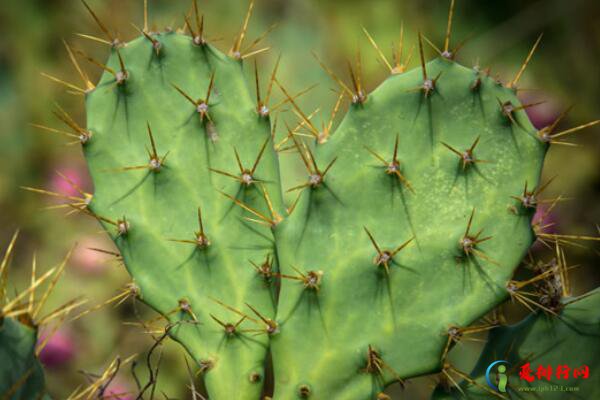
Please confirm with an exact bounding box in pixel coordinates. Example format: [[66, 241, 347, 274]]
[[38, 329, 75, 368]]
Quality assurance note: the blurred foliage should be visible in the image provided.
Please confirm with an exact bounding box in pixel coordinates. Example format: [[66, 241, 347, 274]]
[[0, 0, 598, 398]]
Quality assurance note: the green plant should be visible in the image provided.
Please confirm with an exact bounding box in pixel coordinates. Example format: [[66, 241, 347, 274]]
[[0, 317, 48, 400], [22, 0, 599, 398], [0, 233, 77, 400], [74, 2, 283, 398], [432, 288, 600, 399]]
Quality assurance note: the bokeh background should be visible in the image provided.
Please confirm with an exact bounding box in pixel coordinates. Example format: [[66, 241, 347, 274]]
[[0, 0, 599, 398]]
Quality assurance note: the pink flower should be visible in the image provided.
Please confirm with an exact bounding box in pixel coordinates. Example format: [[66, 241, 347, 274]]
[[102, 379, 134, 400], [532, 204, 559, 235], [38, 329, 75, 368], [71, 236, 118, 275], [49, 167, 90, 198], [523, 95, 561, 131]]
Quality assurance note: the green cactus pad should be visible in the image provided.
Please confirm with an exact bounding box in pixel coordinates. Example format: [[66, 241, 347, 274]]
[[432, 289, 600, 399], [83, 32, 284, 399], [0, 317, 48, 400], [271, 57, 546, 398]]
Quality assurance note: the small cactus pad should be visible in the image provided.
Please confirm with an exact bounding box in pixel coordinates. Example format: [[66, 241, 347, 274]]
[[271, 57, 546, 398], [432, 289, 600, 399], [0, 317, 48, 399], [83, 33, 283, 399]]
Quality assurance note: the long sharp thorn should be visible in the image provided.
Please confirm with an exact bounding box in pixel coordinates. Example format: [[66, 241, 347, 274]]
[[33, 245, 75, 318], [62, 40, 94, 91], [535, 175, 557, 196], [205, 71, 216, 104], [390, 237, 414, 257], [192, 0, 201, 35], [441, 142, 462, 157], [254, 59, 261, 107], [28, 253, 37, 315], [245, 302, 269, 325], [197, 207, 205, 236], [465, 208, 475, 237], [0, 230, 19, 305], [470, 135, 481, 152], [274, 79, 319, 134], [417, 32, 427, 81], [41, 73, 86, 94], [364, 146, 387, 165], [311, 52, 354, 98], [545, 105, 574, 134], [75, 33, 111, 45], [147, 123, 158, 159], [510, 33, 543, 89], [265, 54, 281, 107], [327, 91, 345, 132], [2, 267, 57, 315], [143, 0, 149, 32], [116, 48, 126, 73], [422, 34, 442, 56], [398, 21, 405, 62], [75, 49, 116, 76], [233, 148, 245, 174], [240, 47, 270, 60], [347, 60, 359, 96], [363, 227, 382, 254], [184, 16, 196, 38], [444, 0, 456, 53], [322, 157, 337, 177], [251, 138, 270, 175], [242, 23, 278, 55], [218, 191, 273, 225], [232, 0, 255, 54], [551, 120, 600, 139], [362, 26, 392, 73], [80, 0, 115, 43], [171, 83, 197, 106]]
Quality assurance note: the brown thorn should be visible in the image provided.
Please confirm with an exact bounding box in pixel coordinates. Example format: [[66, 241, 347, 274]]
[[251, 138, 270, 175], [231, 0, 255, 56], [417, 32, 428, 81], [311, 51, 354, 98], [363, 227, 382, 254], [509, 33, 543, 89], [362, 26, 392, 73], [41, 72, 86, 94], [390, 236, 414, 257], [444, 0, 456, 53], [171, 83, 198, 106], [205, 71, 216, 104], [80, 0, 115, 43], [264, 54, 281, 108], [62, 40, 94, 91]]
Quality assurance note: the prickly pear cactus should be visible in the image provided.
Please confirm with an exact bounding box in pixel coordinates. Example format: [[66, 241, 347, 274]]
[[0, 317, 48, 400], [432, 289, 600, 399], [271, 56, 546, 398], [83, 33, 284, 398]]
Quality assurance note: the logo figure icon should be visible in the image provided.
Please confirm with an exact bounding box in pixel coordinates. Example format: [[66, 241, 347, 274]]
[[486, 360, 510, 393]]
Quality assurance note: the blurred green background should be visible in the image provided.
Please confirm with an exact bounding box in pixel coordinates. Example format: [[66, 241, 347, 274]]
[[0, 0, 598, 398]]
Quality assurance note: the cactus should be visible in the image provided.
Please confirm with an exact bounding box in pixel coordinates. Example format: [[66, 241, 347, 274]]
[[270, 40, 549, 397], [432, 288, 600, 399], [76, 3, 283, 398], [30, 0, 600, 398], [0, 232, 78, 399], [0, 317, 48, 400]]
